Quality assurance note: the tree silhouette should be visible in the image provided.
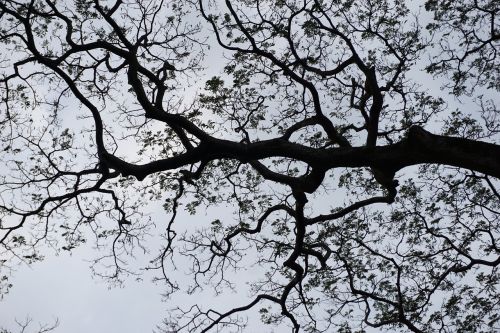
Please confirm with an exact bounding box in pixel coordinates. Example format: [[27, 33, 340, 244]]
[[0, 0, 498, 332], [1, 317, 58, 333]]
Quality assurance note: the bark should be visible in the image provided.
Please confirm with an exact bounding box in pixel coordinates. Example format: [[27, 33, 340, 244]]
[[102, 126, 500, 181]]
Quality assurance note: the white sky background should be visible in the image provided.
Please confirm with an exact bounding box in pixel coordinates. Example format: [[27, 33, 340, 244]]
[[0, 0, 497, 332], [0, 205, 276, 332], [0, 2, 277, 330]]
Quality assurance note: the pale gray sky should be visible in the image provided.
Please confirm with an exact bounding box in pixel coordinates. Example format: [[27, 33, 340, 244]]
[[0, 1, 497, 332]]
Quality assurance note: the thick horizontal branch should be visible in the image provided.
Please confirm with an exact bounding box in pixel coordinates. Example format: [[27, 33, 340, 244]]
[[102, 126, 500, 182]]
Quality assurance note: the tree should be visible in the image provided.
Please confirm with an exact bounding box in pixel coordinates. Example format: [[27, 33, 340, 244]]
[[1, 317, 58, 333], [0, 0, 498, 332]]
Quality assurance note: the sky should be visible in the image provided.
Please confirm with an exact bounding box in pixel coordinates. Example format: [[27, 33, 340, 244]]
[[1, 246, 166, 332], [0, 1, 497, 332], [0, 201, 283, 332]]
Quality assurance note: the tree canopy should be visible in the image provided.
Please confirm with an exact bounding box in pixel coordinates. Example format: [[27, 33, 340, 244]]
[[0, 0, 499, 332]]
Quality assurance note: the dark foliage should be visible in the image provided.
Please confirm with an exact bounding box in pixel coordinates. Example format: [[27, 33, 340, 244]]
[[0, 0, 498, 332]]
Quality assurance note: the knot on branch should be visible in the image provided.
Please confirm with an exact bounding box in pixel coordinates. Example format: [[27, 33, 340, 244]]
[[407, 125, 434, 146], [372, 167, 398, 201]]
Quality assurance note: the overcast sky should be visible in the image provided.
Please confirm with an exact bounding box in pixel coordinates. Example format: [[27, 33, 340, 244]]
[[0, 199, 284, 332], [0, 1, 496, 332]]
